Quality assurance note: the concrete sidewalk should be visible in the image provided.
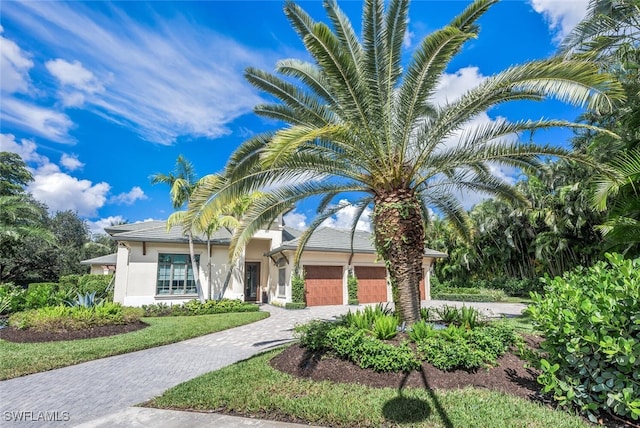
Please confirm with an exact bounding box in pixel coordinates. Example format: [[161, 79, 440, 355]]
[[0, 301, 526, 427]]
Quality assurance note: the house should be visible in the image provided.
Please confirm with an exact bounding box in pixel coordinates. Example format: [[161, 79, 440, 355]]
[[96, 217, 446, 307], [80, 253, 117, 275]]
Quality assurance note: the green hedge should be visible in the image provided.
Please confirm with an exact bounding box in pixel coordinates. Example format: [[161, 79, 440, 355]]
[[285, 302, 307, 310], [432, 288, 505, 302], [141, 299, 259, 317]]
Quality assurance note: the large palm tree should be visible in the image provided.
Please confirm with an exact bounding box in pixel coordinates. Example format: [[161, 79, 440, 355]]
[[193, 0, 623, 324]]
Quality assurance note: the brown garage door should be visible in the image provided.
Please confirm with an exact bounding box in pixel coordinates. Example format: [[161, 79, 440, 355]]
[[304, 265, 343, 306], [355, 266, 388, 304]]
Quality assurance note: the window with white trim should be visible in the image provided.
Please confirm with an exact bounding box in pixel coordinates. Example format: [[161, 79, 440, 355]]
[[278, 268, 287, 297], [157, 254, 200, 295]]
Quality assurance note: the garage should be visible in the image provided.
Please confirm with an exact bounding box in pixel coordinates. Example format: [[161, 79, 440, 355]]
[[304, 265, 344, 306], [354, 266, 389, 304]]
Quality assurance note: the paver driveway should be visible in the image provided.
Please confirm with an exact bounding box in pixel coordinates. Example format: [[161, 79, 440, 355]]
[[0, 302, 525, 427]]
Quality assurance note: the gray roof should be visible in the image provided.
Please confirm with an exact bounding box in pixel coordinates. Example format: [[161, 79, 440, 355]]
[[105, 221, 233, 245], [80, 253, 117, 265], [270, 227, 447, 258], [105, 221, 446, 258]]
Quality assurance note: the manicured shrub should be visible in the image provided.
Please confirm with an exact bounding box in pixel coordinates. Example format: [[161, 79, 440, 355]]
[[8, 303, 142, 332], [284, 302, 307, 309], [432, 287, 506, 302], [528, 253, 640, 422], [58, 274, 81, 293], [141, 299, 259, 317]]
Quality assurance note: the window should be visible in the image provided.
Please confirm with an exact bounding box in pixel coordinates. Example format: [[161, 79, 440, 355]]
[[278, 268, 287, 297], [157, 254, 200, 295]]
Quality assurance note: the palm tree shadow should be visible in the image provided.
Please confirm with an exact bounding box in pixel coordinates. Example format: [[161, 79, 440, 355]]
[[382, 367, 454, 428]]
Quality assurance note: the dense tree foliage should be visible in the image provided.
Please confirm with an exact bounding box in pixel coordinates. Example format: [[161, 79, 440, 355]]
[[0, 152, 115, 284]]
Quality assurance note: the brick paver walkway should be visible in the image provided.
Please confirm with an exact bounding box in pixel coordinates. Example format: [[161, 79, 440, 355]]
[[0, 301, 525, 427]]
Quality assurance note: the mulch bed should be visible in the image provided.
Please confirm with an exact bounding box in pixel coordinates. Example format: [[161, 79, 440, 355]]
[[0, 321, 148, 343], [270, 335, 636, 428], [270, 339, 541, 401]]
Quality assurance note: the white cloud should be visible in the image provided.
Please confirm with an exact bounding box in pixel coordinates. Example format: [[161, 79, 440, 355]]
[[28, 163, 110, 217], [432, 66, 486, 106], [86, 215, 126, 235], [0, 97, 74, 143], [2, 2, 269, 144], [283, 211, 308, 229], [110, 186, 147, 205], [60, 153, 84, 171], [530, 0, 589, 41], [46, 59, 105, 107], [0, 27, 33, 94], [0, 133, 48, 164], [403, 18, 415, 49], [321, 200, 372, 232]]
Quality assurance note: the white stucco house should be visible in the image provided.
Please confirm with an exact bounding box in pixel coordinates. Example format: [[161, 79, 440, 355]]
[[88, 217, 446, 307]]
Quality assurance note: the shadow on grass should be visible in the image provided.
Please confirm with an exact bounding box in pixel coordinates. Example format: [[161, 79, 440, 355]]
[[382, 367, 454, 428]]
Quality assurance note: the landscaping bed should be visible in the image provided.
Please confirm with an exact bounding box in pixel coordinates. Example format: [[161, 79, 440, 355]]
[[0, 320, 148, 343], [270, 337, 542, 400]]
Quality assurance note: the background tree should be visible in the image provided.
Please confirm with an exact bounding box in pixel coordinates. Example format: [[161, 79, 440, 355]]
[[194, 0, 623, 323]]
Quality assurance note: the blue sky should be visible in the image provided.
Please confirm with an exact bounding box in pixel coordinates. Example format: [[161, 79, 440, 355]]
[[0, 0, 591, 234]]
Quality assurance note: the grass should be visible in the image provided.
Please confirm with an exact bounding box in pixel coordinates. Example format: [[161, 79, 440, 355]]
[[0, 311, 268, 380], [503, 296, 534, 304], [502, 312, 537, 334], [147, 348, 589, 428]]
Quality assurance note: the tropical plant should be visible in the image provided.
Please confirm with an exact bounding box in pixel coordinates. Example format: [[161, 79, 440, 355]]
[[372, 314, 399, 340], [66, 291, 102, 308], [192, 0, 623, 324]]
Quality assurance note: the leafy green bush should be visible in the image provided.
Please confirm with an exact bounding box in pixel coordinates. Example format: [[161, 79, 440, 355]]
[[58, 274, 81, 292], [291, 273, 305, 304], [8, 303, 142, 332], [327, 326, 420, 372], [372, 314, 398, 340], [437, 277, 542, 297], [293, 319, 339, 351], [416, 323, 517, 371], [78, 274, 113, 301], [0, 283, 26, 314], [141, 299, 259, 317], [24, 283, 72, 310], [528, 253, 640, 422]]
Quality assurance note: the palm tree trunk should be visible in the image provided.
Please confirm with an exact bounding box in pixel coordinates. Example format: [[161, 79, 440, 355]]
[[187, 232, 204, 303], [373, 189, 424, 325]]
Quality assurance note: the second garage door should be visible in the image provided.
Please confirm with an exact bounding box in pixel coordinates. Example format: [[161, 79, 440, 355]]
[[355, 266, 388, 304], [304, 265, 343, 306]]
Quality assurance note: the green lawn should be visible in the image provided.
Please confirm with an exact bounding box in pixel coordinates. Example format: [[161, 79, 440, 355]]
[[146, 348, 588, 428], [0, 312, 269, 380]]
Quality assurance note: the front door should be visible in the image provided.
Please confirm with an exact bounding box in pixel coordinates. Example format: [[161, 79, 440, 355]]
[[244, 262, 260, 302]]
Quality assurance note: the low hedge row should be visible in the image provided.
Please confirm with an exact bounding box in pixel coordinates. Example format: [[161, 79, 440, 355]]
[[141, 299, 259, 317], [432, 292, 505, 302]]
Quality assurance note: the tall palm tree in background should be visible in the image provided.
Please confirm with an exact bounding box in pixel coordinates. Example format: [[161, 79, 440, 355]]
[[150, 155, 204, 301], [194, 0, 623, 323]]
